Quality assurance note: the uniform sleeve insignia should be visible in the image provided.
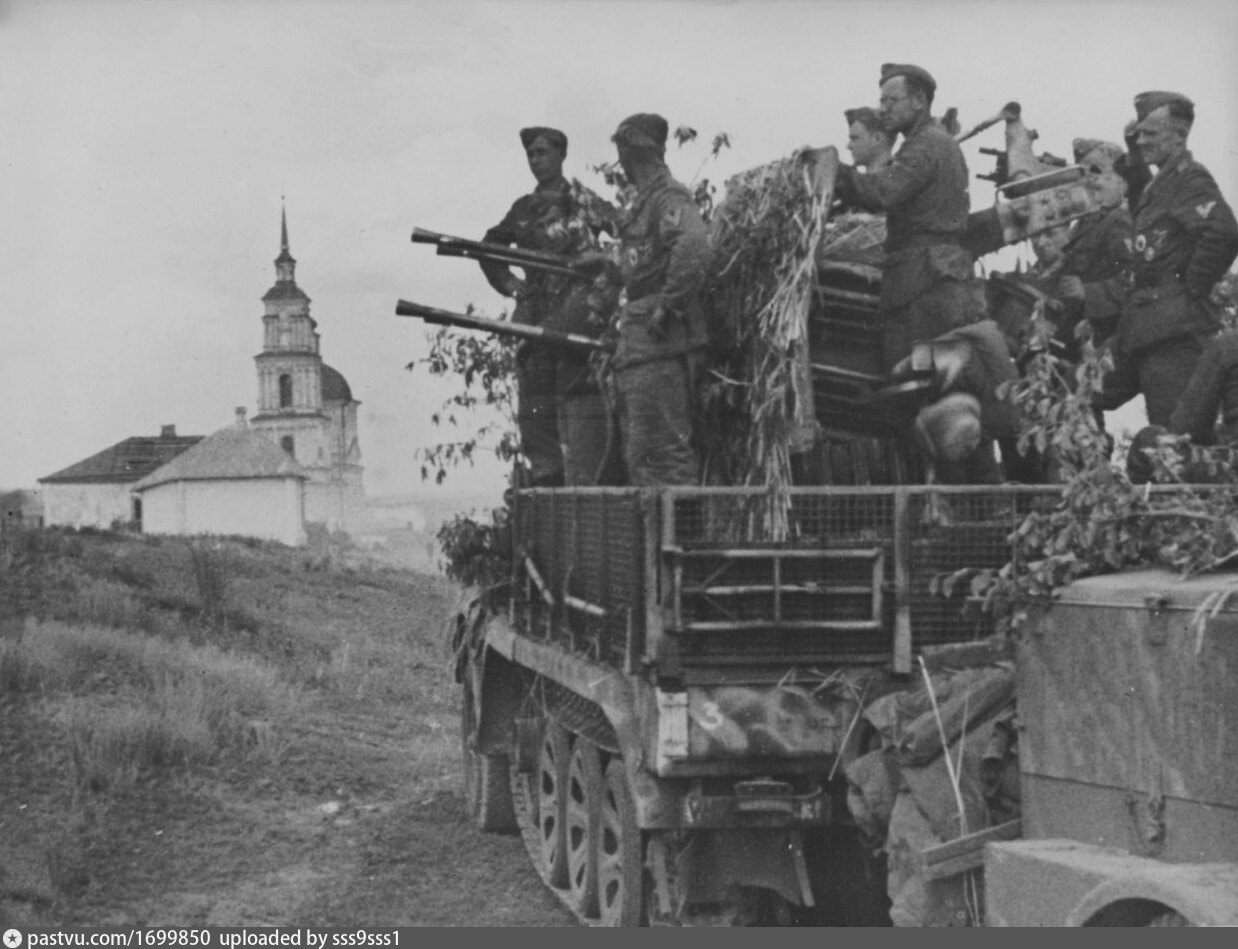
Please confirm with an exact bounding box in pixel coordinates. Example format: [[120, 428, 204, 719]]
[[1196, 200, 1217, 219], [663, 207, 682, 228]]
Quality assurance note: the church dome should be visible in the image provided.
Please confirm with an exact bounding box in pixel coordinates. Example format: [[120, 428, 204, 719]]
[[321, 364, 353, 402]]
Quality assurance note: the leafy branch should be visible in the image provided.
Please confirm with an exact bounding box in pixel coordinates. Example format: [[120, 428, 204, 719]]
[[407, 316, 520, 486], [944, 302, 1238, 633]]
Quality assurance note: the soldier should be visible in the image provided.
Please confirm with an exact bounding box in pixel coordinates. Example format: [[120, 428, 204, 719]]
[[1168, 329, 1238, 446], [845, 106, 895, 174], [579, 113, 711, 487], [480, 126, 617, 486], [834, 63, 985, 373], [892, 320, 1019, 485], [1059, 92, 1238, 426], [1127, 329, 1238, 484]]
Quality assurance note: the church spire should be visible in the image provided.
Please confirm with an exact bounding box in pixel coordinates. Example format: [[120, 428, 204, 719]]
[[275, 198, 297, 283]]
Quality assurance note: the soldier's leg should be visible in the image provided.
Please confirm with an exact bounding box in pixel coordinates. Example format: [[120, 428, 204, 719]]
[[616, 357, 698, 487], [912, 279, 986, 341], [886, 280, 986, 373], [517, 345, 564, 487], [1137, 335, 1206, 427], [556, 353, 613, 486], [560, 393, 611, 486]]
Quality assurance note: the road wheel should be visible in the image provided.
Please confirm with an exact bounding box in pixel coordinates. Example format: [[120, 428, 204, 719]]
[[598, 757, 644, 926], [565, 737, 603, 918], [460, 673, 516, 833], [514, 720, 572, 888]]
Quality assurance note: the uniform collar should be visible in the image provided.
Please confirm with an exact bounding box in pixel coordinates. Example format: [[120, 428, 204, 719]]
[[634, 165, 673, 197], [1149, 149, 1193, 187], [533, 174, 569, 195], [903, 111, 933, 141]]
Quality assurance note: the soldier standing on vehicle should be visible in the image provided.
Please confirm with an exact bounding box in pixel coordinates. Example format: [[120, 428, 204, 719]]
[[1059, 92, 1238, 426], [833, 64, 985, 373], [578, 113, 711, 487], [480, 127, 617, 486], [845, 107, 896, 175]]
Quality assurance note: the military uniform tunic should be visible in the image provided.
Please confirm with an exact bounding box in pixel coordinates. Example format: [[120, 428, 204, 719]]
[[612, 166, 711, 486], [1082, 150, 1238, 425], [838, 112, 984, 371], [482, 176, 617, 485]]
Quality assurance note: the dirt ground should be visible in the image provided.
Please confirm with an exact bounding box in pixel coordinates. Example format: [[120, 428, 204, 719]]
[[0, 531, 575, 929]]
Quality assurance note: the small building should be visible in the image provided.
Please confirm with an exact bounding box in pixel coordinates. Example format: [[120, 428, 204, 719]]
[[38, 425, 203, 530], [1, 489, 43, 531], [132, 410, 308, 546]]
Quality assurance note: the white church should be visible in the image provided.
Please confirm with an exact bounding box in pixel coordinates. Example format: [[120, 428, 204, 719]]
[[247, 208, 365, 532], [45, 209, 365, 544]]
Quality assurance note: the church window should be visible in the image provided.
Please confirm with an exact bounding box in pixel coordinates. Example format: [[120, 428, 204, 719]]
[[279, 373, 293, 408], [281, 436, 295, 456]]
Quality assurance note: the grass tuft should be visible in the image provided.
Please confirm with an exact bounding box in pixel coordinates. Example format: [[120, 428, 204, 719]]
[[7, 620, 297, 791]]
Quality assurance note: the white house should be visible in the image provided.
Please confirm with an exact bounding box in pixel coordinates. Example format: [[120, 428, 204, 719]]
[[39, 425, 203, 529], [133, 411, 308, 546]]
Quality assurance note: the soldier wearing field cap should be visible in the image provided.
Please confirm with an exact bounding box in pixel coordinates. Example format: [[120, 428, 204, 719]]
[[845, 106, 896, 174], [480, 126, 617, 486], [577, 112, 711, 486], [834, 64, 985, 373], [1059, 92, 1238, 426]]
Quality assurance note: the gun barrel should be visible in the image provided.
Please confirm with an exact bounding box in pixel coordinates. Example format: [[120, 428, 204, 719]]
[[395, 300, 609, 352], [434, 244, 579, 278], [411, 226, 578, 273]]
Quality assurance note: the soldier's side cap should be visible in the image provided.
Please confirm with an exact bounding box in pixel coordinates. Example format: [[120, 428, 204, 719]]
[[612, 113, 668, 150], [1134, 91, 1194, 123], [519, 126, 568, 152], [879, 63, 936, 94], [1072, 138, 1124, 164], [844, 106, 881, 127]]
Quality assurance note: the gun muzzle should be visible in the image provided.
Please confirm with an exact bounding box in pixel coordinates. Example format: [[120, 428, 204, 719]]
[[955, 102, 1022, 144]]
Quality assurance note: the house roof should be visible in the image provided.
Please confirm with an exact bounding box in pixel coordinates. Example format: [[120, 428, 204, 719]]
[[40, 433, 204, 484], [132, 426, 307, 491]]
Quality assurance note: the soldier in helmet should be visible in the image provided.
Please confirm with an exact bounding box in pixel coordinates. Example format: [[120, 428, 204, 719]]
[[833, 63, 986, 373], [1059, 92, 1238, 426], [578, 113, 711, 486], [480, 126, 617, 486]]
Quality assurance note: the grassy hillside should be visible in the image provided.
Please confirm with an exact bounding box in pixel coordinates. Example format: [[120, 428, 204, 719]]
[[0, 525, 473, 927]]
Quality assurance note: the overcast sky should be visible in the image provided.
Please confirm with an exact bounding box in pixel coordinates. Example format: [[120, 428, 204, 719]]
[[3, 0, 1237, 500]]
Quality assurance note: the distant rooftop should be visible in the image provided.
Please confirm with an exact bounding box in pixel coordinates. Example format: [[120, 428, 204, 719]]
[[39, 427, 204, 484], [133, 425, 307, 491]]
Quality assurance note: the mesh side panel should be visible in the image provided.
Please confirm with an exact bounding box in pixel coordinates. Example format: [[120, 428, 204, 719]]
[[907, 489, 1056, 646], [671, 491, 897, 657], [514, 486, 1063, 670], [669, 487, 1060, 662], [516, 489, 645, 668]]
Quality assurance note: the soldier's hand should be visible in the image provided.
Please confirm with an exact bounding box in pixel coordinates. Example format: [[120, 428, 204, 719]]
[[648, 305, 670, 344], [1058, 275, 1085, 302]]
